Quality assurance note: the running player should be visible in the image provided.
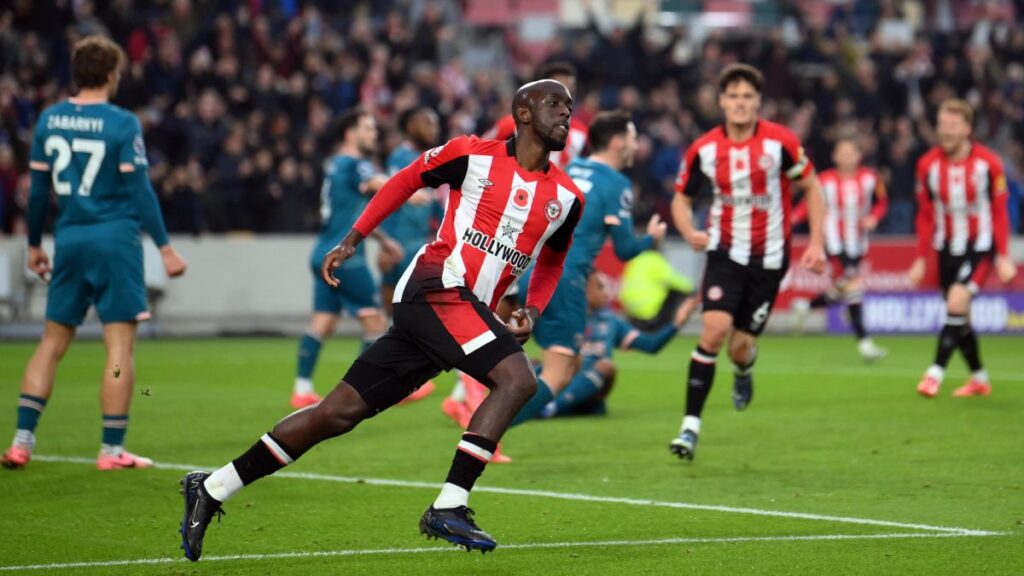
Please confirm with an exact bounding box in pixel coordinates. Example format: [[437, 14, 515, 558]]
[[2, 36, 187, 470], [179, 80, 583, 560], [510, 110, 666, 426], [910, 99, 1016, 398], [791, 136, 888, 361], [541, 272, 698, 418], [291, 109, 402, 408], [669, 63, 826, 461], [484, 62, 587, 168]]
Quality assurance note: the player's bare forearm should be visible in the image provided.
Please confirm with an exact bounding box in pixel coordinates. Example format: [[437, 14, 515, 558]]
[[801, 173, 826, 248], [672, 194, 708, 251], [670, 194, 695, 238]]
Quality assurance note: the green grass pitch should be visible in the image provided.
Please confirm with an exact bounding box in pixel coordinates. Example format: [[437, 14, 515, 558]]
[[0, 335, 1021, 575]]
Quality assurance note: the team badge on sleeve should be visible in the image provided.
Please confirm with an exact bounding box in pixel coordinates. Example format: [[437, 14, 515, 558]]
[[133, 134, 148, 166], [424, 143, 447, 165], [785, 146, 809, 180]]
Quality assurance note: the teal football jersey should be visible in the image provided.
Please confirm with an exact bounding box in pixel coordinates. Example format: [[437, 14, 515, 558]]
[[30, 101, 149, 243]]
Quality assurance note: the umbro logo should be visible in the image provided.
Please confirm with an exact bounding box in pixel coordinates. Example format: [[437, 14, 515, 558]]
[[478, 179, 494, 188]]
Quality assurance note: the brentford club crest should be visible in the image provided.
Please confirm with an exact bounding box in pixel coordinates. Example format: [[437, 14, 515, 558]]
[[758, 154, 776, 170], [707, 285, 724, 302], [512, 187, 531, 209], [544, 199, 562, 222]]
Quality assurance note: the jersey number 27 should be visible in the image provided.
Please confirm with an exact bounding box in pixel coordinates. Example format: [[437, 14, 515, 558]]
[[45, 135, 106, 196]]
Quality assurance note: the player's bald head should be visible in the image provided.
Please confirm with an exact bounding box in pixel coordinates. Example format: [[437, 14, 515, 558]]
[[513, 79, 571, 119]]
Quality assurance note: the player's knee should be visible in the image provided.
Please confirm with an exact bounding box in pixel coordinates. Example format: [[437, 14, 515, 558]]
[[506, 372, 539, 402], [593, 359, 617, 385], [728, 336, 756, 366], [699, 329, 728, 354], [947, 286, 971, 315], [313, 396, 366, 436]]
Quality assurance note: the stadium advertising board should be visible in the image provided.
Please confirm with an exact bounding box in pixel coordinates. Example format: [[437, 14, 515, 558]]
[[781, 238, 1024, 333], [827, 292, 1024, 334]]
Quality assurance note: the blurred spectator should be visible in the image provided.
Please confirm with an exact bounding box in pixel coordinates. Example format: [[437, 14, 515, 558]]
[[0, 0, 1020, 236]]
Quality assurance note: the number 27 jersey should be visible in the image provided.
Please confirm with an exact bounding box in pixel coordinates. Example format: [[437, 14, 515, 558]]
[[29, 100, 150, 240]]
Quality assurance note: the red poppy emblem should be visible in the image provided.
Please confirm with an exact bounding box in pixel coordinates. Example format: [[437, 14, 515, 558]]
[[512, 187, 530, 209]]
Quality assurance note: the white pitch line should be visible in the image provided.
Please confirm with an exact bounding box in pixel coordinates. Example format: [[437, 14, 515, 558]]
[[32, 455, 1003, 537], [0, 532, 1001, 573], [613, 360, 1024, 382]]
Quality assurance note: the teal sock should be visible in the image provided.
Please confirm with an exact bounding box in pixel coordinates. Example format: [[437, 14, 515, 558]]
[[552, 369, 604, 416], [297, 333, 323, 379], [510, 377, 555, 427], [16, 394, 47, 432], [101, 414, 128, 446]]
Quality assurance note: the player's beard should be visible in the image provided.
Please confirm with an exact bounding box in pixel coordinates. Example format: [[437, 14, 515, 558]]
[[539, 127, 567, 152]]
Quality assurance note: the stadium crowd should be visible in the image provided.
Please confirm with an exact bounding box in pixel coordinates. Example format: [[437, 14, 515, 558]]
[[1, 0, 1023, 237]]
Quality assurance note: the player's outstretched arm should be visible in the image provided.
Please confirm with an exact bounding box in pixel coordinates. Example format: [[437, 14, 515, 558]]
[[621, 296, 698, 354], [608, 212, 664, 261]]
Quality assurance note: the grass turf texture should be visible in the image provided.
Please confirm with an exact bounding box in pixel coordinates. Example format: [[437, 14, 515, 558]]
[[0, 335, 1021, 575]]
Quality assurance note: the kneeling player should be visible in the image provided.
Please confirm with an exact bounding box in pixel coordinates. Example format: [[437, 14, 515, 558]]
[[540, 272, 698, 418]]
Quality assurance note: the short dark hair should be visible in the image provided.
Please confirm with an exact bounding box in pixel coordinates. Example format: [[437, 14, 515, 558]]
[[587, 111, 633, 152], [336, 107, 370, 140], [398, 106, 431, 133], [537, 61, 576, 80], [71, 36, 124, 89], [718, 63, 763, 94]]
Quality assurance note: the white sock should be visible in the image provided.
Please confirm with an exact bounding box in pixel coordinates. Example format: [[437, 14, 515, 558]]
[[13, 430, 35, 450], [972, 369, 989, 383], [294, 377, 314, 395], [449, 377, 467, 402], [204, 462, 244, 502], [101, 443, 123, 457], [681, 415, 701, 435], [926, 365, 945, 381], [433, 482, 470, 509]]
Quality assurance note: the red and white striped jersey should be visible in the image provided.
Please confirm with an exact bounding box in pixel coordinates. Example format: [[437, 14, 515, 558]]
[[354, 136, 584, 311], [915, 143, 1010, 257], [484, 114, 588, 169], [818, 168, 888, 258], [675, 120, 814, 270]]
